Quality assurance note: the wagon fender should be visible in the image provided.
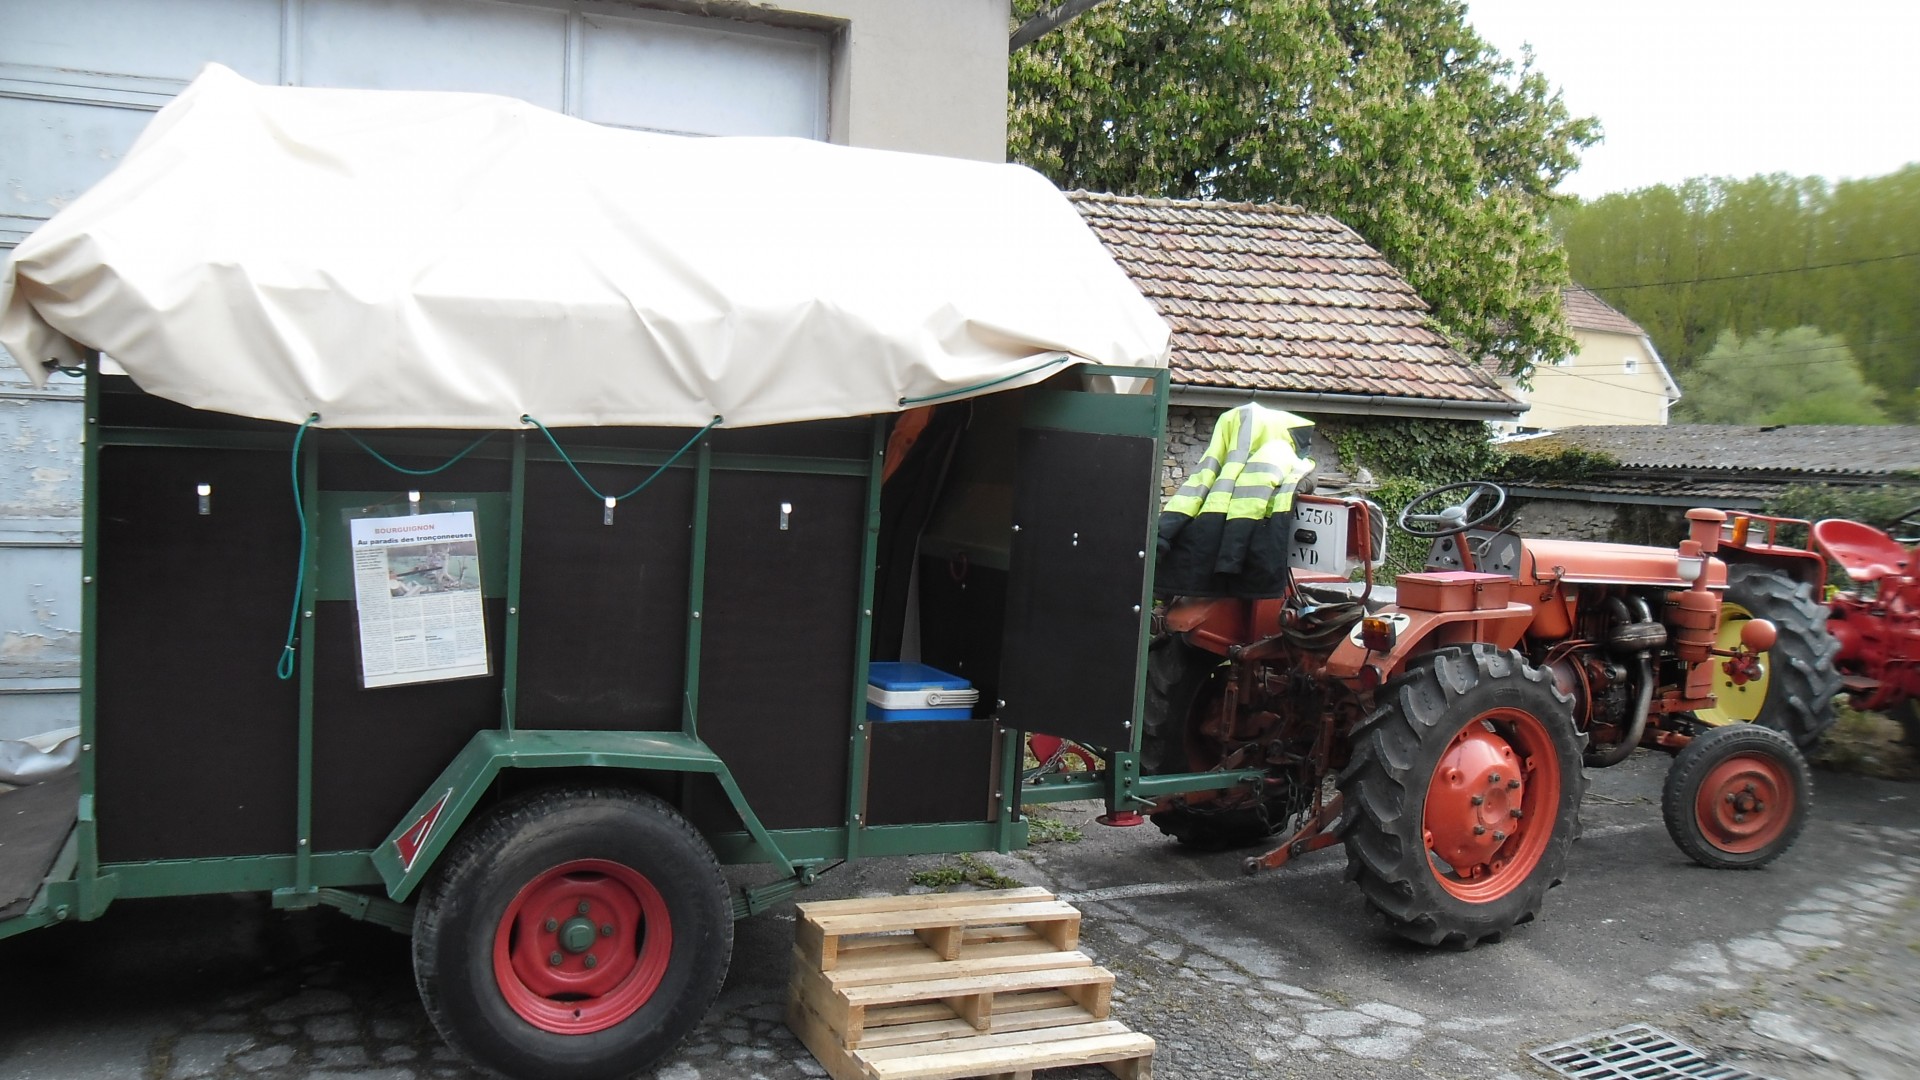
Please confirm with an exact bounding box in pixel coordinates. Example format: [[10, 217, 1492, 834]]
[[373, 729, 792, 902]]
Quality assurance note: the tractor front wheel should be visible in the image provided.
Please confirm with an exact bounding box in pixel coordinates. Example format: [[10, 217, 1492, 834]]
[[412, 786, 732, 1080], [1694, 564, 1840, 751], [1338, 646, 1584, 948], [1662, 724, 1811, 870]]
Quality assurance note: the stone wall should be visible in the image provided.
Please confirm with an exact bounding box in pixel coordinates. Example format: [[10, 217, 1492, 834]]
[[1507, 498, 1693, 544], [1506, 498, 1621, 541]]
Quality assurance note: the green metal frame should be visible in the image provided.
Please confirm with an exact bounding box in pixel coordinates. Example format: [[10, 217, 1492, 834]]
[[0, 362, 1262, 943], [370, 728, 797, 901]]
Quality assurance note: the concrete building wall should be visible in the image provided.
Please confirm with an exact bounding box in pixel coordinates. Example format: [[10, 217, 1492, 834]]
[[812, 0, 1010, 161]]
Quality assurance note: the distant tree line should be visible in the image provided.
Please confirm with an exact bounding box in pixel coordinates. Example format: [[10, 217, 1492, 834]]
[[1557, 167, 1920, 422]]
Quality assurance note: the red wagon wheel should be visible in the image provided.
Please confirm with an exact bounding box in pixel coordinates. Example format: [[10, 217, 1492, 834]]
[[492, 859, 673, 1034]]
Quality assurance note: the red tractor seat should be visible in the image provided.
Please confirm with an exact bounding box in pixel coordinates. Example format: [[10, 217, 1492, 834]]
[[1812, 518, 1911, 583]]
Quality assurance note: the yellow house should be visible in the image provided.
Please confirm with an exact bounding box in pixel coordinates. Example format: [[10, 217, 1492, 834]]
[[1494, 285, 1681, 433]]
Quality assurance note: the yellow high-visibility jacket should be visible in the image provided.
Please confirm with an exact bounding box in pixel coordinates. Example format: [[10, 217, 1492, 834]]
[[1155, 404, 1315, 597]]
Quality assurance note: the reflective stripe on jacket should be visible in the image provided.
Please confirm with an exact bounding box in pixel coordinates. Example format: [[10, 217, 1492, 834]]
[[1155, 404, 1315, 597]]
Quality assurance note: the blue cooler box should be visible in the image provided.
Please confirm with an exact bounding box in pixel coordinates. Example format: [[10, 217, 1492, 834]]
[[866, 662, 979, 721]]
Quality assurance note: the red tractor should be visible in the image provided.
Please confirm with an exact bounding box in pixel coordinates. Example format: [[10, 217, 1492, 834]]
[[1146, 482, 1813, 948], [1718, 505, 1920, 747]]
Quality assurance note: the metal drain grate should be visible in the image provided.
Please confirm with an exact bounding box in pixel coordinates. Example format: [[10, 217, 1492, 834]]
[[1530, 1023, 1773, 1080]]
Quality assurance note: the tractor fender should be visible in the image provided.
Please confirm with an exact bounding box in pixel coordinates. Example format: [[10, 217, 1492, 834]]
[[1324, 605, 1534, 680], [372, 728, 790, 902], [1715, 544, 1828, 593]]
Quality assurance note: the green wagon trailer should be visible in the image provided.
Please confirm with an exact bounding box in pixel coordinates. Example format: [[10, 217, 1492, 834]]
[[0, 68, 1229, 1079]]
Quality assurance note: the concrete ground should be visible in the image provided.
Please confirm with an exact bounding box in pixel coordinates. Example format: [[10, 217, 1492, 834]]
[[2, 750, 1916, 1080]]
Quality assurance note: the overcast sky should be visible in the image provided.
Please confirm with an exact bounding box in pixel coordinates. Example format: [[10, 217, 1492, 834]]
[[1464, 0, 1920, 200]]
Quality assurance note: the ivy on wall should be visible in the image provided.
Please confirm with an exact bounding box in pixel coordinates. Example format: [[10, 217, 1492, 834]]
[[1321, 418, 1504, 577], [1493, 447, 1620, 484]]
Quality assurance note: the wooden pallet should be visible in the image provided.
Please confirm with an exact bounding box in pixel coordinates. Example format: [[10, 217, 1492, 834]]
[[787, 889, 1154, 1080], [796, 886, 1082, 972]]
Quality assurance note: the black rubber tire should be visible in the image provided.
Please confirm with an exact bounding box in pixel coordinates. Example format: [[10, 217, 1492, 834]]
[[1696, 564, 1841, 752], [1662, 724, 1811, 870], [1337, 645, 1585, 949], [412, 786, 732, 1080], [1140, 635, 1283, 850]]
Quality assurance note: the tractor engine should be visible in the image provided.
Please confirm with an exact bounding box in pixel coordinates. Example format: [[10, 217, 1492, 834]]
[[1541, 593, 1671, 761]]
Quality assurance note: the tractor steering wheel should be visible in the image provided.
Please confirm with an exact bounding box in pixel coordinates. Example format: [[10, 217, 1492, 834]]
[[1397, 481, 1508, 539], [1886, 504, 1920, 546]]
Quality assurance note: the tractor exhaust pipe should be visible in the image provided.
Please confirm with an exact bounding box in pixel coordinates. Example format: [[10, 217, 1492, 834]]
[[1587, 598, 1656, 767], [1606, 596, 1666, 654]]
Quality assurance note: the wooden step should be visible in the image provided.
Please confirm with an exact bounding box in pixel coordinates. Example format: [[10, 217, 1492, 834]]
[[796, 888, 1080, 971], [790, 1003, 1154, 1080], [793, 948, 1112, 1046], [787, 889, 1154, 1080]]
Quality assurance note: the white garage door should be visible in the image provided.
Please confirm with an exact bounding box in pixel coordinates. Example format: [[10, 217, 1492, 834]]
[[0, 0, 832, 737]]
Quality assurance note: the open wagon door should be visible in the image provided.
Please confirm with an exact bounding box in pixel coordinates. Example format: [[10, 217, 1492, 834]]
[[996, 386, 1161, 752]]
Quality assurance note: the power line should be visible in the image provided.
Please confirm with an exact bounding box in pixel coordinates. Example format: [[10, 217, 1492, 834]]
[[1588, 251, 1920, 291]]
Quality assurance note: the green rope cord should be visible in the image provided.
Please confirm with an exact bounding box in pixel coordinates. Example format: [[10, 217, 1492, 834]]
[[521, 414, 722, 503], [276, 414, 320, 680], [898, 353, 1074, 407], [340, 429, 495, 475]]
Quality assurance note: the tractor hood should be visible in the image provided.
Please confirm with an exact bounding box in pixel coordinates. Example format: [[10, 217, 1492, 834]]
[[1520, 538, 1730, 589]]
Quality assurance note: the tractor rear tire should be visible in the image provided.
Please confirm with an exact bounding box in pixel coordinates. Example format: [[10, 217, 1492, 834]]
[[1662, 724, 1811, 870], [1694, 564, 1841, 752], [1141, 636, 1282, 850], [1338, 646, 1584, 949], [413, 786, 732, 1080]]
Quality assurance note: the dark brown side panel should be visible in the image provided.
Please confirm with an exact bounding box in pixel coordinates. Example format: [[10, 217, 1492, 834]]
[[915, 556, 1006, 711], [96, 446, 301, 862], [865, 720, 994, 826], [515, 462, 693, 732], [693, 470, 864, 831], [997, 429, 1154, 750], [310, 599, 506, 852]]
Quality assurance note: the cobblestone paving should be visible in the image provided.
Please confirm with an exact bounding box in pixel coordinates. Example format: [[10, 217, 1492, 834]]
[[4, 759, 1917, 1080]]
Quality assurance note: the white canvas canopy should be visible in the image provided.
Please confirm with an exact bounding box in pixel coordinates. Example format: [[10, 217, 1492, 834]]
[[0, 65, 1169, 431]]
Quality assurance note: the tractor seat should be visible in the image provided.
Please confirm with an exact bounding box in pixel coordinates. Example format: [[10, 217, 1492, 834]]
[[1812, 518, 1911, 583], [1295, 580, 1398, 614]]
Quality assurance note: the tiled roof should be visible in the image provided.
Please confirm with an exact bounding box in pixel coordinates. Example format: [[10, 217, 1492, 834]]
[[1563, 284, 1646, 337], [1504, 425, 1920, 478], [1070, 192, 1515, 407]]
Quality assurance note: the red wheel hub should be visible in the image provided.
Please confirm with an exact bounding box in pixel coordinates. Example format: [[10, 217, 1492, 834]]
[[492, 859, 672, 1034], [1694, 752, 1793, 854], [1423, 710, 1560, 902]]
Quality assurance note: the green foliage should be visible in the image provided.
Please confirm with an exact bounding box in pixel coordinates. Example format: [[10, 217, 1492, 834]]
[[1009, 0, 1599, 379], [1024, 814, 1084, 844], [1762, 484, 1920, 534], [1326, 418, 1500, 576], [1558, 167, 1920, 420], [1495, 446, 1619, 483], [907, 853, 1022, 891], [1673, 327, 1889, 425], [1328, 417, 1502, 483]]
